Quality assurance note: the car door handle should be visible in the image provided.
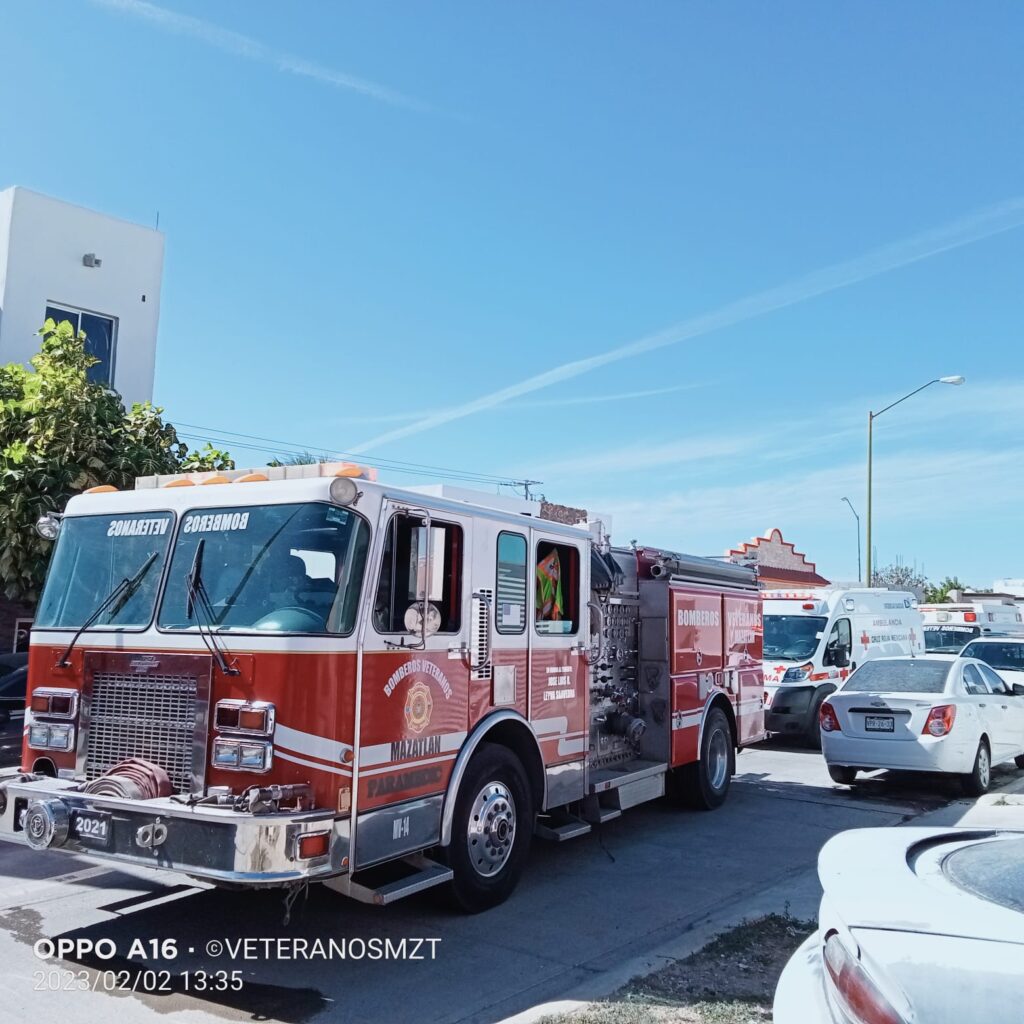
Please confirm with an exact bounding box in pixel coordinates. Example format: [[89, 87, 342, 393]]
[[978, 703, 987, 708]]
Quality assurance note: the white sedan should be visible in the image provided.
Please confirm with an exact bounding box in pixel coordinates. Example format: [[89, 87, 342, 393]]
[[820, 654, 1024, 794], [774, 825, 1024, 1024], [960, 636, 1024, 690]]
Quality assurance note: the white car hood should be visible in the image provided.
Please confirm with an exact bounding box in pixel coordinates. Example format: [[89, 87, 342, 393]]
[[819, 827, 1024, 945]]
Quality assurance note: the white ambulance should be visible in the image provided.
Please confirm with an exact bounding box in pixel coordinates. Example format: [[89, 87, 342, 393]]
[[920, 600, 1024, 652], [762, 588, 924, 744]]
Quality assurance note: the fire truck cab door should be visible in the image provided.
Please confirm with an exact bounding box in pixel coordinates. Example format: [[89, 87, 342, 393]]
[[356, 502, 475, 833], [529, 527, 589, 768]]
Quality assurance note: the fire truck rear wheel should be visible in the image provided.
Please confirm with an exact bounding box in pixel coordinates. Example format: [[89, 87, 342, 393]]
[[675, 707, 734, 810], [444, 743, 534, 913]]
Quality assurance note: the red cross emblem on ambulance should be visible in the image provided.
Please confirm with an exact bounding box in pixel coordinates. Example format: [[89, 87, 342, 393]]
[[860, 631, 871, 649]]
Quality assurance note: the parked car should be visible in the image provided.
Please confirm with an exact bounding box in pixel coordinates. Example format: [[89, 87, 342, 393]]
[[0, 665, 27, 725], [960, 636, 1024, 688], [774, 825, 1024, 1024], [0, 652, 27, 679], [819, 655, 1024, 794]]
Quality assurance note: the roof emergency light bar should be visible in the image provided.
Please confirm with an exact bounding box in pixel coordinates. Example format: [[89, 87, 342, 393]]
[[134, 462, 378, 490]]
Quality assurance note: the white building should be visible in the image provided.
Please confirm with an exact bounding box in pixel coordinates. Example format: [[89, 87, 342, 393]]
[[994, 579, 1024, 600], [0, 186, 164, 405]]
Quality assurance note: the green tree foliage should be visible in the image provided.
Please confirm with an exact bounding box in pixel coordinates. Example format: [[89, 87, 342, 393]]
[[924, 576, 972, 603], [180, 442, 235, 471], [267, 450, 325, 467], [870, 562, 929, 593], [0, 319, 233, 602]]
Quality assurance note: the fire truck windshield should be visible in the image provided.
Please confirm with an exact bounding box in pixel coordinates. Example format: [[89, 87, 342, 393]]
[[35, 512, 174, 630], [158, 502, 370, 635], [762, 614, 828, 660]]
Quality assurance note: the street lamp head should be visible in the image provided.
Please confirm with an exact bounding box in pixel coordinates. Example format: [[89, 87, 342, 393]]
[[939, 375, 965, 385]]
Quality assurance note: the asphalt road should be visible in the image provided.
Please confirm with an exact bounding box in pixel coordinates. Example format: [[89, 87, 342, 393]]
[[0, 740, 1019, 1024]]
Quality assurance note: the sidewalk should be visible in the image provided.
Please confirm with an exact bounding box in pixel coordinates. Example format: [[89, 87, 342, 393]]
[[495, 775, 1024, 1024]]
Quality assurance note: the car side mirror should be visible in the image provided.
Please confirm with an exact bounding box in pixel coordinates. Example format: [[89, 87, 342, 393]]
[[832, 644, 850, 669], [1013, 683, 1024, 697]]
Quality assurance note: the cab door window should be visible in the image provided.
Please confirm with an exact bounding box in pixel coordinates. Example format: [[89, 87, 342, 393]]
[[374, 515, 462, 634], [823, 618, 852, 666], [534, 541, 579, 635], [496, 532, 528, 634]]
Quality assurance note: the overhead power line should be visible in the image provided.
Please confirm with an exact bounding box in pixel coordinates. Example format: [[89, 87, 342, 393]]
[[175, 422, 541, 495]]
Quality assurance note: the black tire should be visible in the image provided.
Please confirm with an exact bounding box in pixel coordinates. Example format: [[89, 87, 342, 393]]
[[961, 740, 992, 797], [443, 743, 534, 913], [1015, 755, 1024, 770], [828, 765, 857, 785], [676, 707, 734, 810], [805, 693, 826, 750]]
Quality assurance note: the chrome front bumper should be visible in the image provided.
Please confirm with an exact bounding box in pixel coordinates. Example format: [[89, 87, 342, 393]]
[[0, 771, 348, 886]]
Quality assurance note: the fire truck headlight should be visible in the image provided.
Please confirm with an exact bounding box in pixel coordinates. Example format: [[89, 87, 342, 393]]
[[239, 742, 273, 770], [212, 738, 273, 772], [212, 739, 242, 768], [28, 723, 74, 751]]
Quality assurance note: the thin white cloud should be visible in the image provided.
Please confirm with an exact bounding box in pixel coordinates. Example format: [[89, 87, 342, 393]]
[[586, 447, 1024, 545], [528, 378, 1023, 481], [90, 0, 429, 111], [313, 383, 705, 427], [348, 198, 1024, 453]]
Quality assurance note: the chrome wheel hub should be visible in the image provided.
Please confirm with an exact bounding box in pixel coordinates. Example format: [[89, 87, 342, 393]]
[[708, 728, 729, 790], [979, 747, 990, 788], [467, 781, 516, 878]]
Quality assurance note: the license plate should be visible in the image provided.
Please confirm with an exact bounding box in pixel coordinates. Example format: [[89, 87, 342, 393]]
[[865, 715, 894, 733], [70, 810, 112, 846]]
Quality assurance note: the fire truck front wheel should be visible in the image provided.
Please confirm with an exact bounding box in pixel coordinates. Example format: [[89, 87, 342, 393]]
[[443, 743, 534, 913], [674, 707, 735, 810]]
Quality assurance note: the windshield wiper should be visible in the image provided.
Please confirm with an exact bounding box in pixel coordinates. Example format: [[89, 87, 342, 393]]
[[185, 539, 239, 676], [57, 551, 160, 668]]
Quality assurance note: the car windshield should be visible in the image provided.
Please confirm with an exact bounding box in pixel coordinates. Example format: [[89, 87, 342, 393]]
[[35, 512, 174, 629], [841, 659, 949, 693], [925, 625, 979, 652], [763, 615, 827, 660], [961, 642, 1024, 673], [158, 503, 370, 635]]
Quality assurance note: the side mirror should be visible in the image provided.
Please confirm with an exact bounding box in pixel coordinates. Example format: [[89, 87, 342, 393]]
[[1013, 683, 1024, 697], [832, 644, 850, 669]]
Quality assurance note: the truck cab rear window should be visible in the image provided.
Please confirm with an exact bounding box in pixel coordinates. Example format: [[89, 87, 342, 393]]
[[535, 541, 579, 635]]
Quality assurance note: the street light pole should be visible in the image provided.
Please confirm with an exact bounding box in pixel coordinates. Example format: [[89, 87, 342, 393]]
[[841, 497, 861, 584], [865, 375, 964, 585]]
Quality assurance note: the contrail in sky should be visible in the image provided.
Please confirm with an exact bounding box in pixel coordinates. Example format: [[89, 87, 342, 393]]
[[348, 197, 1024, 453], [90, 0, 429, 111]]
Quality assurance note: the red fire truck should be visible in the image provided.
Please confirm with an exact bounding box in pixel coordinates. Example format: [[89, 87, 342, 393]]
[[0, 465, 764, 911]]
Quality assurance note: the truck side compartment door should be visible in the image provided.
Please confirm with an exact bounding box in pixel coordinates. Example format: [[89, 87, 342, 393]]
[[669, 587, 724, 766], [724, 591, 764, 744]]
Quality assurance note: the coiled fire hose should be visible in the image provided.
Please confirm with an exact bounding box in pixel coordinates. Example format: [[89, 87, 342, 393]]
[[79, 758, 172, 800]]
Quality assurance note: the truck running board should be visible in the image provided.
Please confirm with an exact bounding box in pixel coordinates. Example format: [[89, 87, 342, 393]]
[[534, 817, 592, 841], [324, 853, 453, 905]]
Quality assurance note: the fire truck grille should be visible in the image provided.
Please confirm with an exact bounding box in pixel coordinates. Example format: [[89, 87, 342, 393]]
[[85, 672, 199, 794]]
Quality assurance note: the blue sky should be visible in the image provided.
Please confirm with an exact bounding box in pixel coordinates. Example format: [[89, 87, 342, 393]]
[[3, 1, 1023, 585]]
